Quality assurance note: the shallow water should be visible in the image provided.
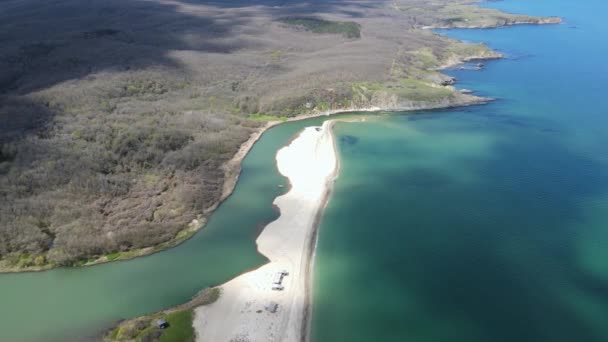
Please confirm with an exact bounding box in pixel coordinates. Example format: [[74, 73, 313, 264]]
[[311, 0, 608, 341]]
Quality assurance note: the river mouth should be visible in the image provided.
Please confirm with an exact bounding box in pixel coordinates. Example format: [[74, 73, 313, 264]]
[[0, 113, 350, 341]]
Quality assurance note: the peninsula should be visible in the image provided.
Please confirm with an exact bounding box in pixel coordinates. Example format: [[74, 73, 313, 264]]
[[194, 120, 338, 342]]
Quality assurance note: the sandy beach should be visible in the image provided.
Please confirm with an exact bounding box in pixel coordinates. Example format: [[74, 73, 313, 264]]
[[193, 120, 338, 342]]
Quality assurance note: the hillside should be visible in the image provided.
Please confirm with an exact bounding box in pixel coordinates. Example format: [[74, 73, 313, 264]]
[[0, 0, 559, 271]]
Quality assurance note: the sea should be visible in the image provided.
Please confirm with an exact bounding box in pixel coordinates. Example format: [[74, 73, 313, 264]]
[[311, 0, 608, 341]]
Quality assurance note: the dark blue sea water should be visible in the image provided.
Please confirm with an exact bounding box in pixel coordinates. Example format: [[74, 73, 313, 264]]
[[311, 0, 608, 341]]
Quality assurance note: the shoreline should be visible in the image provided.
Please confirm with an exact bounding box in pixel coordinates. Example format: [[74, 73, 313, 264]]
[[0, 93, 489, 274], [301, 120, 343, 342], [0, 2, 564, 275], [3, 5, 517, 272], [193, 120, 340, 342], [422, 16, 562, 30]]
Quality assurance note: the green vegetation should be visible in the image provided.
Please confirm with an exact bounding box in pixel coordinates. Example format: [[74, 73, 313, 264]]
[[0, 0, 556, 272], [352, 78, 454, 104], [159, 310, 194, 342], [108, 309, 195, 342], [106, 287, 220, 342], [410, 48, 440, 70], [278, 17, 361, 39], [445, 41, 498, 60], [314, 100, 331, 112], [396, 3, 560, 28], [105, 252, 121, 261], [436, 4, 541, 28]]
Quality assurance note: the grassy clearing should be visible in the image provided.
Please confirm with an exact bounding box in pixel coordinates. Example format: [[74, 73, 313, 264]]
[[445, 41, 497, 60], [394, 3, 558, 28], [440, 4, 536, 25], [278, 17, 361, 38], [159, 310, 194, 342], [105, 252, 121, 261], [352, 78, 454, 103], [106, 287, 221, 342]]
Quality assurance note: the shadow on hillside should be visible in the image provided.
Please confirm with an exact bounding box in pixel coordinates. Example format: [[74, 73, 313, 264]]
[[0, 0, 386, 95], [0, 0, 252, 95], [0, 0, 392, 142]]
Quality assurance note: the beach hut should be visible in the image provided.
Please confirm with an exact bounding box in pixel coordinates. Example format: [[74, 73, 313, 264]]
[[273, 272, 284, 285], [156, 319, 169, 329]]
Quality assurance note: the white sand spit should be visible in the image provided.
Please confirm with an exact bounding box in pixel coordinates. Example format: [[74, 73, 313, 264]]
[[193, 120, 338, 342]]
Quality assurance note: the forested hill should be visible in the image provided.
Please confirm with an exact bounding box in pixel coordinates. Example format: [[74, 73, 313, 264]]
[[0, 0, 558, 271]]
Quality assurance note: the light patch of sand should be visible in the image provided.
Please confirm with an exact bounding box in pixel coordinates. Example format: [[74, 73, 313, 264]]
[[193, 120, 338, 342]]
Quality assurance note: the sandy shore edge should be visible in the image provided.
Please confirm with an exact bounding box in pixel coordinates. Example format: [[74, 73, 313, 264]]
[[301, 121, 342, 342], [193, 120, 339, 342]]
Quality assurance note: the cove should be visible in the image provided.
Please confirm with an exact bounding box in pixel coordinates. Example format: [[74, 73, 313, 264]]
[[0, 116, 333, 341], [311, 0, 608, 341]]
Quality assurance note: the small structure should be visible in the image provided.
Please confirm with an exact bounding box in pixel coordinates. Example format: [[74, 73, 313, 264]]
[[156, 318, 169, 329], [265, 302, 279, 313], [273, 272, 283, 285], [271, 270, 289, 290]]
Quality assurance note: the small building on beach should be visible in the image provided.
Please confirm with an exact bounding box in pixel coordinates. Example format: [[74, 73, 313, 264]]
[[273, 272, 284, 285]]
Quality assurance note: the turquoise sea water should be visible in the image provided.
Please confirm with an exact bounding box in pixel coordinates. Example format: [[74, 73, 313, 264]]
[[311, 0, 608, 341]]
